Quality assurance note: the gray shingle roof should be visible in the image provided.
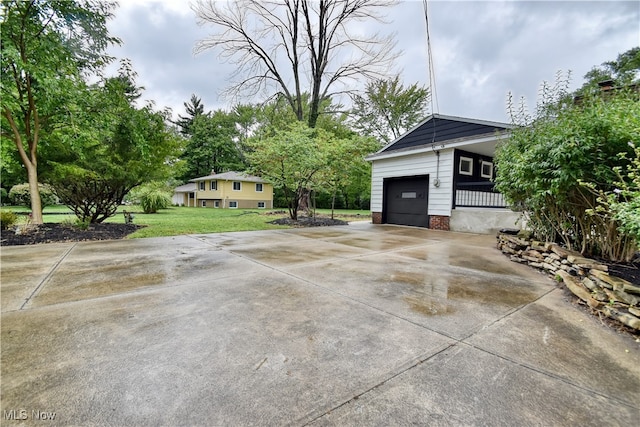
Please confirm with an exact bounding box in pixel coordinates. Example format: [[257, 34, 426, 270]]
[[189, 171, 267, 183]]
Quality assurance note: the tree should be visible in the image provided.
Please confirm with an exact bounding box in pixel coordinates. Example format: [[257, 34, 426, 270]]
[[175, 94, 205, 136], [496, 76, 639, 261], [47, 70, 181, 223], [247, 123, 327, 220], [192, 0, 399, 128], [178, 109, 246, 181], [576, 47, 640, 96], [1, 0, 119, 224], [350, 75, 430, 145], [320, 133, 378, 218]]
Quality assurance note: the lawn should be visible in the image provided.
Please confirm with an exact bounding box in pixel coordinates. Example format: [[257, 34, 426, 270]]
[[3, 205, 371, 239]]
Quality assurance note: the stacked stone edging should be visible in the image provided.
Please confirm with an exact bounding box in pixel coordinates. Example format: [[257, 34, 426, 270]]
[[497, 233, 640, 331]]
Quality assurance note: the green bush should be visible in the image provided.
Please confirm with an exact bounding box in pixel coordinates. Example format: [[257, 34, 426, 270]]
[[8, 183, 58, 208], [0, 210, 18, 230], [496, 77, 639, 261], [139, 188, 172, 214], [0, 188, 8, 205]]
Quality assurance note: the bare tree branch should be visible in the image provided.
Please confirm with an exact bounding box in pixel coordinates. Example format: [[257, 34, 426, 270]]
[[192, 0, 399, 128]]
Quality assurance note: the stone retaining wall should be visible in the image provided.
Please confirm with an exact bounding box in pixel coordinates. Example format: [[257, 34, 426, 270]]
[[497, 233, 640, 331]]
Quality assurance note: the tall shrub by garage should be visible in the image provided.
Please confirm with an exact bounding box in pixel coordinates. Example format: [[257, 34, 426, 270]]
[[495, 78, 639, 261]]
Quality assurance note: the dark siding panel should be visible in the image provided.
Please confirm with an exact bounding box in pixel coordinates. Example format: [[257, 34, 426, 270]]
[[383, 118, 506, 153]]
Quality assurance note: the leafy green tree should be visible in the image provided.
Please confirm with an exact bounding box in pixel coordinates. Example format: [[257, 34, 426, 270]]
[[350, 75, 430, 145], [576, 47, 640, 96], [320, 134, 378, 218], [178, 110, 246, 181], [496, 78, 639, 261], [1, 0, 119, 223], [48, 70, 181, 223], [247, 123, 328, 220]]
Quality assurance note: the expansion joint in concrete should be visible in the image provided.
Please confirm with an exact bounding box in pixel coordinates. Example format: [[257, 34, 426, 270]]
[[20, 243, 77, 310]]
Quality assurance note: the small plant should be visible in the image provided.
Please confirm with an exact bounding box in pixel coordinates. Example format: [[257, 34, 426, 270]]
[[74, 219, 91, 230], [0, 210, 18, 230]]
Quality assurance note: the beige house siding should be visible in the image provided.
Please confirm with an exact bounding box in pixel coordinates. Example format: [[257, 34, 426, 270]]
[[190, 172, 273, 209]]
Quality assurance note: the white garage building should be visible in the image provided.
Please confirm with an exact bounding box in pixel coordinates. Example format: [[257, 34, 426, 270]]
[[366, 114, 522, 234]]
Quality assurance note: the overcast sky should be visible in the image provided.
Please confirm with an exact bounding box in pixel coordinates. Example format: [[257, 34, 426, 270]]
[[105, 0, 640, 124]]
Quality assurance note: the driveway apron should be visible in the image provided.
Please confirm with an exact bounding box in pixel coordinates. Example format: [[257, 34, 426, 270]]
[[1, 223, 638, 426]]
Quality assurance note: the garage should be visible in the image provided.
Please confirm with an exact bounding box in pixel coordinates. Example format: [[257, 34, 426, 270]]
[[383, 176, 429, 227]]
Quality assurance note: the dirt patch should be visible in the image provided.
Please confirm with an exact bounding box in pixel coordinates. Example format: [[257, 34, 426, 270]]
[[1, 223, 142, 246]]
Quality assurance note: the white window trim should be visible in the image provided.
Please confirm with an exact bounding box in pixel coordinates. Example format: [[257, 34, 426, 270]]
[[229, 201, 238, 209], [257, 201, 266, 209], [459, 156, 473, 176], [201, 200, 207, 207], [214, 201, 220, 208], [480, 160, 493, 179], [210, 180, 217, 190], [232, 181, 242, 191], [255, 183, 263, 192], [199, 181, 205, 191]]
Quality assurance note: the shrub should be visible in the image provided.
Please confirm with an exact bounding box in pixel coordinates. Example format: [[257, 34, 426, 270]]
[[8, 183, 58, 207], [139, 188, 171, 214], [496, 76, 639, 261], [0, 188, 8, 205], [0, 210, 18, 230], [49, 165, 129, 223]]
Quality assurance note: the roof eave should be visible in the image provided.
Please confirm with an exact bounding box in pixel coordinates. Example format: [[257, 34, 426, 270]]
[[366, 131, 510, 161]]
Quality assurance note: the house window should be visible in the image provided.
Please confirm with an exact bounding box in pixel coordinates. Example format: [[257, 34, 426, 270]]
[[255, 183, 263, 192], [199, 181, 205, 191], [481, 161, 493, 179], [229, 201, 238, 208], [232, 181, 241, 191], [258, 201, 266, 209], [201, 200, 207, 207], [214, 201, 220, 208], [210, 180, 217, 190], [459, 157, 473, 176]]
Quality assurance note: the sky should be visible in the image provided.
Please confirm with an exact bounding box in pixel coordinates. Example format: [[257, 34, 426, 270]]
[[105, 0, 640, 124]]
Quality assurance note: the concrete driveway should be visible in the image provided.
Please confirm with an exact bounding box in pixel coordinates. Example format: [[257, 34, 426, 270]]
[[1, 223, 638, 426]]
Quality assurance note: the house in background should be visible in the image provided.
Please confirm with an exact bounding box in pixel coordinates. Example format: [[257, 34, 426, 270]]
[[173, 171, 273, 209], [172, 182, 197, 206], [366, 114, 521, 234]]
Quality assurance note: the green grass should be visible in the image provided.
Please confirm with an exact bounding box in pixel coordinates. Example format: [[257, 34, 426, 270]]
[[2, 205, 371, 238], [126, 207, 292, 238]]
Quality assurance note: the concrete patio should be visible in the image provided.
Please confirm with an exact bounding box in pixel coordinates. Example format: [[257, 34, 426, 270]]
[[1, 223, 638, 426]]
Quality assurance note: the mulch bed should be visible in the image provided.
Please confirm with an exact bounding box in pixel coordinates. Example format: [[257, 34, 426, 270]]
[[1, 223, 142, 246], [604, 259, 640, 285], [268, 215, 349, 227]]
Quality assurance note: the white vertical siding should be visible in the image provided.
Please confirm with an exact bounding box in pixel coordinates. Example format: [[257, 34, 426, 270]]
[[370, 149, 454, 216]]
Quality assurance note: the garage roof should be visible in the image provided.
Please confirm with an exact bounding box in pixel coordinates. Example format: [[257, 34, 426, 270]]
[[379, 114, 511, 153]]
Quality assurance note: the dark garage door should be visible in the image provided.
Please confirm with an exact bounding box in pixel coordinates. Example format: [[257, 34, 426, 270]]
[[383, 176, 429, 227]]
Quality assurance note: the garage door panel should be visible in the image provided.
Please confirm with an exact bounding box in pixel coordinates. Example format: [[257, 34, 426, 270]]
[[384, 177, 429, 227]]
